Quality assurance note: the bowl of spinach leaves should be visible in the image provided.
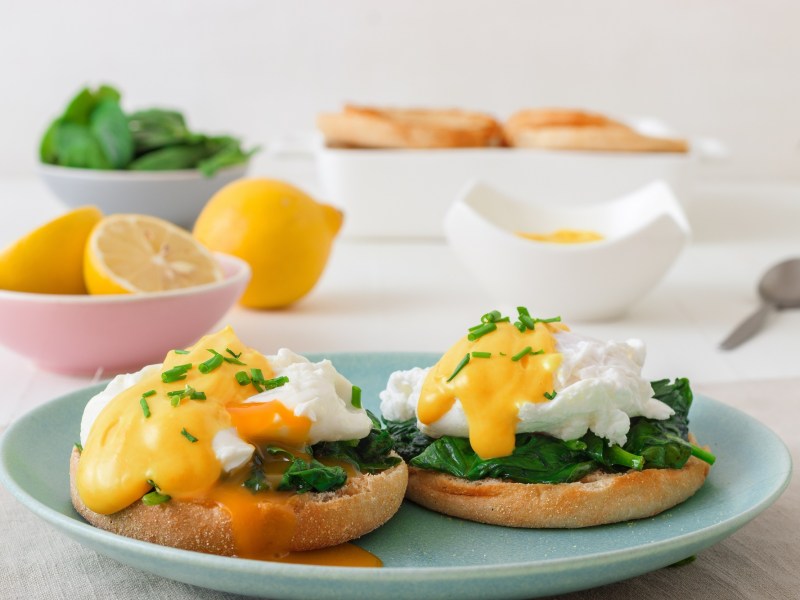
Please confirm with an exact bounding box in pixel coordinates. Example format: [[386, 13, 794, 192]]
[[38, 85, 258, 228]]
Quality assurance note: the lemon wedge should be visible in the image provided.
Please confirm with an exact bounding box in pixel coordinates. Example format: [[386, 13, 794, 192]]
[[84, 214, 222, 294], [0, 206, 102, 294], [193, 178, 342, 308]]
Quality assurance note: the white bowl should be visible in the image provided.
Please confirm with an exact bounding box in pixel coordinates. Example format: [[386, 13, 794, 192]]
[[38, 163, 248, 229], [443, 180, 690, 321], [0, 253, 250, 375]]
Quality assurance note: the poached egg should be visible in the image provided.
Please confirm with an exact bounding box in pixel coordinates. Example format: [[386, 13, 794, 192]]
[[380, 312, 672, 459]]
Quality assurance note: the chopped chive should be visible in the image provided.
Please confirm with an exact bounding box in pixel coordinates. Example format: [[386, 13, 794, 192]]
[[481, 310, 502, 323], [263, 375, 289, 391], [511, 346, 532, 361], [223, 356, 246, 365], [520, 314, 536, 330], [161, 363, 192, 383], [544, 390, 557, 400], [199, 349, 224, 374], [166, 389, 185, 396], [171, 396, 180, 407], [468, 323, 484, 332], [494, 316, 510, 323], [514, 321, 526, 332], [351, 385, 362, 409], [517, 306, 531, 316], [471, 351, 492, 358], [190, 390, 206, 401], [173, 349, 190, 355], [535, 316, 562, 324], [74, 442, 83, 453], [531, 349, 545, 355], [226, 348, 242, 359], [181, 428, 198, 443], [250, 368, 265, 383], [446, 353, 471, 382], [499, 352, 507, 356], [142, 490, 171, 506], [690, 444, 716, 465], [140, 397, 151, 418], [467, 322, 497, 341], [142, 389, 156, 398], [235, 371, 251, 386]]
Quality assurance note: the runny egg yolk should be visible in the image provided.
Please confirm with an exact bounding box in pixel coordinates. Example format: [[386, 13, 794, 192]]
[[417, 320, 567, 459], [76, 327, 380, 567]]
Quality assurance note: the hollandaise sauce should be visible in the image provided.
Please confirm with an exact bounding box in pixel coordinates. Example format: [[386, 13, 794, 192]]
[[77, 327, 381, 567], [517, 229, 604, 244], [417, 311, 567, 459]]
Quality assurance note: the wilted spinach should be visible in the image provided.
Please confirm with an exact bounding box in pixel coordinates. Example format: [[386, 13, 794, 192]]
[[385, 378, 714, 485]]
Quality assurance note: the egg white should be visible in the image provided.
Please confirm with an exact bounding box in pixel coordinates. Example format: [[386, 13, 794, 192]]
[[81, 349, 373, 473], [379, 330, 673, 447]]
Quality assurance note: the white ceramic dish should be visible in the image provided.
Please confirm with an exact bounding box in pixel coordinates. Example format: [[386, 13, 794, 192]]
[[38, 163, 248, 229], [0, 253, 250, 375], [443, 180, 690, 321], [307, 120, 723, 239]]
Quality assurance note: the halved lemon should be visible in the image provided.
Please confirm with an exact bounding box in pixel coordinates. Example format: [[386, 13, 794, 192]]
[[0, 206, 102, 294], [84, 214, 223, 294]]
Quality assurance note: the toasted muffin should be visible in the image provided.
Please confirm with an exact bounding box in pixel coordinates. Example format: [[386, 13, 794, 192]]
[[504, 108, 689, 153], [317, 104, 504, 149]]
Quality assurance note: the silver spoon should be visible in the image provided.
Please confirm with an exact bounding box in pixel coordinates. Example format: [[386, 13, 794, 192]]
[[720, 258, 800, 350]]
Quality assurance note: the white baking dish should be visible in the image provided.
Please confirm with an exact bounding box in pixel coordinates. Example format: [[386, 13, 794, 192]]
[[272, 125, 725, 239]]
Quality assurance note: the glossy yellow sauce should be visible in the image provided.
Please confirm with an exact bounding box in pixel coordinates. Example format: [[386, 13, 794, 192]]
[[517, 229, 604, 244], [417, 320, 566, 459], [77, 327, 381, 567]]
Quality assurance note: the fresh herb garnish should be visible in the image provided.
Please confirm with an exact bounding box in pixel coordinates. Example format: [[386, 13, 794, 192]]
[[235, 371, 251, 386], [142, 480, 171, 505], [173, 349, 190, 355], [351, 385, 362, 409], [74, 442, 83, 453], [180, 428, 198, 443], [198, 349, 224, 374], [161, 363, 192, 383], [447, 353, 471, 382], [511, 346, 532, 361], [544, 390, 557, 400], [467, 322, 496, 341], [471, 351, 492, 358], [140, 396, 151, 418]]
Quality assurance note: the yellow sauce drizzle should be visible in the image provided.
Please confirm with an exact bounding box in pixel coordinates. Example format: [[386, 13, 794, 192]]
[[417, 321, 566, 459], [517, 229, 604, 244]]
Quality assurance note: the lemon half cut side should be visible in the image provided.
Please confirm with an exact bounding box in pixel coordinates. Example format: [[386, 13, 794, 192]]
[[84, 214, 223, 295], [0, 206, 103, 294]]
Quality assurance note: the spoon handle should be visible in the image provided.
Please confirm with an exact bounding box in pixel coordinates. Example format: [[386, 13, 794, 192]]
[[719, 302, 775, 350]]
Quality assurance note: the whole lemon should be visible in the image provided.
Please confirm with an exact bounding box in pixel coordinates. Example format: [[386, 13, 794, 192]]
[[193, 178, 342, 308]]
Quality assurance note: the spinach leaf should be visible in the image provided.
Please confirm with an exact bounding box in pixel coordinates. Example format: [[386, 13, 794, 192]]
[[40, 117, 62, 163], [383, 417, 436, 462], [624, 378, 694, 469], [127, 143, 212, 171], [128, 109, 194, 153], [197, 136, 259, 177], [242, 451, 269, 492], [91, 98, 134, 168], [411, 433, 598, 484], [62, 85, 121, 125], [278, 457, 347, 493], [313, 411, 402, 473], [54, 122, 111, 169]]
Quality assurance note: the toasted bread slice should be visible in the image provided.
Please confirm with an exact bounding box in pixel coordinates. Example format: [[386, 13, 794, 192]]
[[317, 104, 504, 149], [69, 449, 408, 554], [405, 439, 710, 528], [505, 108, 689, 153]]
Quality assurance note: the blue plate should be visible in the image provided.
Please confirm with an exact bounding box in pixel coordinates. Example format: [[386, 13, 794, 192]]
[[0, 352, 792, 599]]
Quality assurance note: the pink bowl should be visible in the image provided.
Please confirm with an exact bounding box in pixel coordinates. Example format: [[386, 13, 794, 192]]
[[0, 253, 250, 375]]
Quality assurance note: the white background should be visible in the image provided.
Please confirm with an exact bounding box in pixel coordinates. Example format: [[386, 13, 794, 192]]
[[0, 0, 799, 181]]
